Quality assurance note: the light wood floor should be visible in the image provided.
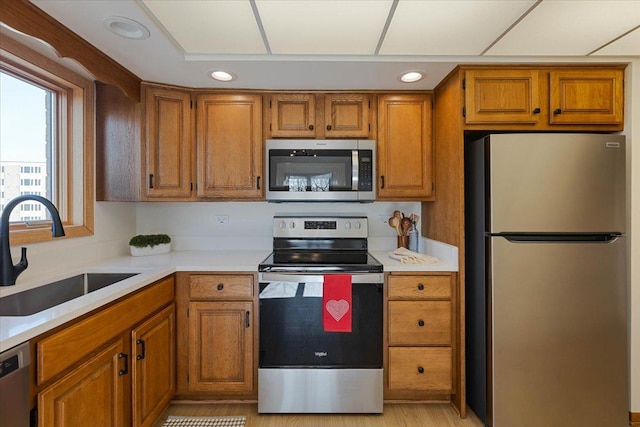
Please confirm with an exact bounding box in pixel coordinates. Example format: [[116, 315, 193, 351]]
[[154, 402, 485, 427]]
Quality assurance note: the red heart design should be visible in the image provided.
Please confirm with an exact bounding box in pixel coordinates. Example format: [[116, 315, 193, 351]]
[[326, 299, 349, 321]]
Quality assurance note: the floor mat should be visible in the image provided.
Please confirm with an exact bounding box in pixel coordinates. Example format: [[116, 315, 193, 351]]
[[162, 416, 246, 427]]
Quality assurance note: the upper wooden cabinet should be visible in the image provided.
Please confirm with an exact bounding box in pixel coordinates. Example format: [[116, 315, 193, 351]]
[[324, 93, 371, 138], [549, 69, 624, 125], [377, 94, 434, 200], [196, 94, 263, 199], [463, 66, 624, 130], [144, 86, 193, 199], [269, 93, 316, 137], [268, 93, 373, 139], [464, 69, 541, 124]]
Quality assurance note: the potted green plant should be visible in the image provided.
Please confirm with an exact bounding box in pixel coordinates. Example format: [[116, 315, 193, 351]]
[[128, 234, 171, 256]]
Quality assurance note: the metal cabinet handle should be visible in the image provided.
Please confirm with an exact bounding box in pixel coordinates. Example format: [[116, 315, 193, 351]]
[[118, 353, 129, 376], [418, 320, 425, 327], [136, 339, 146, 360], [245, 311, 250, 328], [326, 125, 332, 131], [257, 176, 261, 190], [533, 108, 541, 114], [554, 108, 562, 115], [309, 124, 314, 130], [380, 176, 385, 189], [217, 283, 224, 291], [417, 366, 424, 374], [149, 174, 154, 189], [417, 283, 424, 291]]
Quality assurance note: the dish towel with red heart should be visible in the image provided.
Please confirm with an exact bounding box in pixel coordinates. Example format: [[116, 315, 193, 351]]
[[323, 274, 352, 332]]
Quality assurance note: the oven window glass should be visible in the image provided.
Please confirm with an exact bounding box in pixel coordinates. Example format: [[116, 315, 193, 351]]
[[259, 282, 382, 368], [269, 149, 352, 192]]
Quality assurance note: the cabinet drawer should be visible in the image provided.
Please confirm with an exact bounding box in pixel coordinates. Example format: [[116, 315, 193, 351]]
[[388, 275, 451, 299], [37, 276, 175, 385], [190, 274, 254, 299], [388, 301, 451, 345], [388, 347, 452, 392]]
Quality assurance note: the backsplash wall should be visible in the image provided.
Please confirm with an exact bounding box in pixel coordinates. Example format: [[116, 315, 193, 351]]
[[135, 201, 423, 252]]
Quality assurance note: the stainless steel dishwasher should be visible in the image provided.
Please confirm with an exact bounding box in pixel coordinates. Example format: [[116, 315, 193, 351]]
[[0, 342, 30, 427]]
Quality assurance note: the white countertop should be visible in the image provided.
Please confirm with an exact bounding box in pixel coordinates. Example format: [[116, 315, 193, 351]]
[[0, 241, 457, 352]]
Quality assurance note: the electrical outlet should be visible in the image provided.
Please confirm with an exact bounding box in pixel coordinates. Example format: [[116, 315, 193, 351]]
[[378, 214, 388, 224], [215, 215, 229, 225]]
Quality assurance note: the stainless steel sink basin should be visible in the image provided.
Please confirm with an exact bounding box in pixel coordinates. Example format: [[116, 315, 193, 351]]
[[0, 272, 139, 316]]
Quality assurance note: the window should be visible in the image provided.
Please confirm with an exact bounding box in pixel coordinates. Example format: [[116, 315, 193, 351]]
[[1, 36, 94, 243]]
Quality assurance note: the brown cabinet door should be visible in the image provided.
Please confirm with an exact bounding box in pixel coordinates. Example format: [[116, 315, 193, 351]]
[[38, 340, 128, 427], [465, 69, 541, 124], [388, 347, 452, 392], [144, 86, 193, 199], [324, 94, 371, 138], [132, 305, 175, 427], [388, 301, 452, 345], [377, 94, 434, 200], [188, 301, 254, 394], [269, 93, 316, 137], [196, 94, 262, 199], [549, 69, 624, 125]]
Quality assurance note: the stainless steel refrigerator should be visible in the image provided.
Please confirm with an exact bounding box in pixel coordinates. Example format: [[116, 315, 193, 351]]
[[465, 133, 628, 427]]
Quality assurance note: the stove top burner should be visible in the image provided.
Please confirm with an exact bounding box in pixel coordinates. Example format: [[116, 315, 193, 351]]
[[260, 215, 382, 273], [258, 250, 383, 273]]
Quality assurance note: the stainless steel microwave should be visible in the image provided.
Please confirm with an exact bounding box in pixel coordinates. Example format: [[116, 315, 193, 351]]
[[265, 139, 376, 202]]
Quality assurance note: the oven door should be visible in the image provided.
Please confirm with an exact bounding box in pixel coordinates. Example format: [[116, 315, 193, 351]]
[[265, 139, 375, 201], [258, 273, 383, 368]]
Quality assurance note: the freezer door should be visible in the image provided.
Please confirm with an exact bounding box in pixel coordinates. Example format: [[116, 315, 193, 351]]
[[488, 133, 625, 233], [490, 236, 627, 427]]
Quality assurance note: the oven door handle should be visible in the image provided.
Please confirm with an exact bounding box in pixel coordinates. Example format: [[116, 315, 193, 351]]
[[259, 272, 383, 284]]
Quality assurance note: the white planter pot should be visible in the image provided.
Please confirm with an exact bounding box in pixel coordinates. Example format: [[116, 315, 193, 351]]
[[129, 243, 171, 257]]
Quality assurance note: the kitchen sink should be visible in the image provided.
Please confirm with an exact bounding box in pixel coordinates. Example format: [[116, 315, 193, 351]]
[[0, 272, 139, 317]]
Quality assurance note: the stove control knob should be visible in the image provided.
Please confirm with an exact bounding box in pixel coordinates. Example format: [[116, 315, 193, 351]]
[[345, 221, 352, 230], [289, 221, 296, 229], [278, 221, 287, 230], [354, 221, 361, 230]]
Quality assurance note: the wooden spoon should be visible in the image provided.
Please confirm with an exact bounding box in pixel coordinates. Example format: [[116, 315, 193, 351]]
[[389, 216, 402, 236], [401, 217, 412, 236]]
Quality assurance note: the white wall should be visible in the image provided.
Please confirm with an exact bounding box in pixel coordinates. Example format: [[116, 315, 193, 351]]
[[626, 59, 640, 414], [0, 202, 136, 293], [135, 201, 422, 253]]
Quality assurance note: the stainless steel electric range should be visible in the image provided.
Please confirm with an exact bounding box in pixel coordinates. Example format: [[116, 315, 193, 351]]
[[257, 215, 383, 414]]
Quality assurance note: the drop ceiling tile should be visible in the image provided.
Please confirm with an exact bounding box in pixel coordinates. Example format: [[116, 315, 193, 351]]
[[486, 0, 640, 56], [142, 0, 266, 54], [592, 26, 640, 56], [255, 0, 393, 55], [380, 0, 537, 55]]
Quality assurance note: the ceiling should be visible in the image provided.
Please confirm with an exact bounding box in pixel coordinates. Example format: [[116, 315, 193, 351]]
[[21, 0, 640, 90]]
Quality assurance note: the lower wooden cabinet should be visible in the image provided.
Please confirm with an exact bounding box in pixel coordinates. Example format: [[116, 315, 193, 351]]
[[176, 273, 257, 399], [385, 273, 454, 400], [34, 276, 176, 427], [132, 305, 175, 427], [38, 340, 128, 427]]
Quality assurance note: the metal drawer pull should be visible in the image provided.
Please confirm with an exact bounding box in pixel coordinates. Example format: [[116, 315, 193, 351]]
[[217, 283, 224, 291], [136, 339, 146, 360], [417, 366, 424, 374], [417, 283, 424, 290], [118, 353, 129, 376], [418, 320, 425, 327], [245, 311, 250, 328]]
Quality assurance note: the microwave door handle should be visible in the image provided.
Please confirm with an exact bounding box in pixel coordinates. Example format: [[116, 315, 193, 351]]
[[352, 150, 359, 190]]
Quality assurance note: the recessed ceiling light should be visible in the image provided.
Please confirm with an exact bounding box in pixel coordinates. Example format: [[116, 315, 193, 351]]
[[210, 70, 235, 82], [400, 71, 425, 83], [103, 17, 150, 40]]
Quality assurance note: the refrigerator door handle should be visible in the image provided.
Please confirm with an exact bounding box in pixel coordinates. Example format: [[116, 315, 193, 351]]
[[491, 232, 622, 243]]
